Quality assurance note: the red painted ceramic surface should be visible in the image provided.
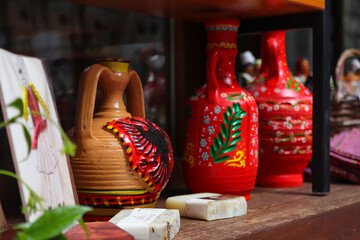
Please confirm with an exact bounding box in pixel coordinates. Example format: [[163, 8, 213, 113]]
[[183, 19, 258, 200], [246, 31, 313, 187]]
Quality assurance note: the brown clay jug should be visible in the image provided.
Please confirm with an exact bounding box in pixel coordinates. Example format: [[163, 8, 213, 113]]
[[69, 59, 174, 221]]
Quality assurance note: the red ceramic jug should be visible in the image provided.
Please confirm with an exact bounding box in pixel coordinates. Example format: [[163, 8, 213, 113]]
[[246, 31, 313, 187], [183, 19, 258, 200]]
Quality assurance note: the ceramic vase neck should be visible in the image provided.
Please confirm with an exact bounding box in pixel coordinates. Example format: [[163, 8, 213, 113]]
[[205, 19, 239, 103]]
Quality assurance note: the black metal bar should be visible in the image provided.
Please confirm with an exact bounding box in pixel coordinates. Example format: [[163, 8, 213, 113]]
[[311, 0, 331, 194]]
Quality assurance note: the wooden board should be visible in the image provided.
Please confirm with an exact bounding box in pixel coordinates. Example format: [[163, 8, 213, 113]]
[[157, 182, 360, 239], [64, 0, 324, 22], [0, 202, 7, 232]]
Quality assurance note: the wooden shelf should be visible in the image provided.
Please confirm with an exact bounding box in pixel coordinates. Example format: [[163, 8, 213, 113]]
[[64, 0, 324, 21], [158, 182, 360, 239]]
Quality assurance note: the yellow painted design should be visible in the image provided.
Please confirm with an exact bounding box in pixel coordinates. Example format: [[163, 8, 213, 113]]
[[103, 199, 109, 207], [92, 198, 97, 206], [184, 142, 195, 168], [113, 128, 118, 133], [78, 189, 148, 195], [223, 150, 246, 168], [22, 86, 29, 121], [97, 60, 129, 73], [207, 43, 237, 49], [29, 82, 49, 116], [144, 176, 149, 181], [131, 198, 134, 205], [126, 147, 132, 153], [117, 197, 122, 205], [107, 125, 113, 129]]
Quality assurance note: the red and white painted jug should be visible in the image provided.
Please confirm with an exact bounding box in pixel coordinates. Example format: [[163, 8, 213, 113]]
[[183, 19, 258, 200], [246, 31, 313, 187]]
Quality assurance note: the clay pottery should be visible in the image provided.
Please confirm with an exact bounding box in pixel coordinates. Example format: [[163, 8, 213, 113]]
[[69, 59, 174, 221], [246, 31, 313, 187], [183, 19, 259, 200]]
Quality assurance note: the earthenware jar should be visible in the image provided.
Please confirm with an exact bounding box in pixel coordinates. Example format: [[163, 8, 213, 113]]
[[183, 19, 259, 200], [246, 31, 313, 187], [69, 59, 174, 221]]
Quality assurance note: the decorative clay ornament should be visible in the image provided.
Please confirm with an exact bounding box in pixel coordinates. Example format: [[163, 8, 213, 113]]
[[69, 59, 174, 221], [183, 19, 258, 200], [246, 31, 313, 187]]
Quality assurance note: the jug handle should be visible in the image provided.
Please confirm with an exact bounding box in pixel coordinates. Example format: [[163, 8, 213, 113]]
[[206, 48, 221, 104], [74, 64, 122, 141], [125, 69, 145, 118], [266, 37, 281, 88]]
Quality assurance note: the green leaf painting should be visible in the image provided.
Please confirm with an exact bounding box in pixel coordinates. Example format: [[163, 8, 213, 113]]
[[210, 103, 247, 164]]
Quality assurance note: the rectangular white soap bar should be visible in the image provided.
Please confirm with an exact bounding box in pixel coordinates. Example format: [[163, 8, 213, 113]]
[[109, 208, 180, 240], [165, 193, 247, 221]]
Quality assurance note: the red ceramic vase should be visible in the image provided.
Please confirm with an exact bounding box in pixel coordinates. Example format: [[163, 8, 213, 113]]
[[246, 31, 313, 187], [183, 19, 258, 200]]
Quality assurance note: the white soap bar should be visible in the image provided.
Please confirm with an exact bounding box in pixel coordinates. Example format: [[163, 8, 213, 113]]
[[109, 208, 180, 240], [165, 193, 247, 221]]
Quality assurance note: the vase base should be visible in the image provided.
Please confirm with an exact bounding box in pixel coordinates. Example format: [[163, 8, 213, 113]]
[[256, 174, 304, 187]]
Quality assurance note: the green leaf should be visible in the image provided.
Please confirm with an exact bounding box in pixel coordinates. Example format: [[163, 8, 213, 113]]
[[287, 78, 292, 86], [217, 132, 224, 145], [223, 145, 237, 153], [210, 146, 216, 157], [20, 123, 32, 157], [22, 206, 92, 240], [232, 131, 241, 138], [231, 124, 241, 131], [226, 106, 232, 118], [213, 138, 219, 152], [13, 222, 32, 230], [294, 87, 300, 92], [8, 98, 24, 115], [14, 232, 34, 240], [223, 112, 229, 125], [232, 103, 239, 113], [234, 111, 246, 118], [286, 84, 290, 89], [78, 219, 90, 240], [233, 119, 242, 125], [61, 137, 76, 157], [230, 137, 242, 145], [294, 82, 299, 87], [220, 123, 227, 137], [213, 155, 230, 163], [51, 233, 67, 240]]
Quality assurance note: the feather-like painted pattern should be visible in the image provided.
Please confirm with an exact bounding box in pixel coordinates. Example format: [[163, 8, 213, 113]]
[[105, 117, 174, 193]]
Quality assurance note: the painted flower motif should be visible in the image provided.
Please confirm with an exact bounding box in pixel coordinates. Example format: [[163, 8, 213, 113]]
[[286, 116, 292, 121], [302, 137, 307, 143], [274, 104, 280, 110], [304, 105, 309, 111], [276, 131, 282, 137], [274, 146, 279, 151], [275, 138, 280, 143], [254, 91, 259, 97], [214, 106, 221, 114], [259, 103, 265, 110], [208, 126, 215, 135], [252, 113, 257, 122], [273, 125, 278, 130], [260, 86, 267, 92], [202, 152, 209, 161], [221, 93, 227, 98], [204, 115, 210, 124], [295, 105, 300, 111], [251, 138, 256, 146], [274, 88, 281, 93], [200, 139, 207, 147], [267, 107, 272, 112], [291, 138, 296, 143]]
